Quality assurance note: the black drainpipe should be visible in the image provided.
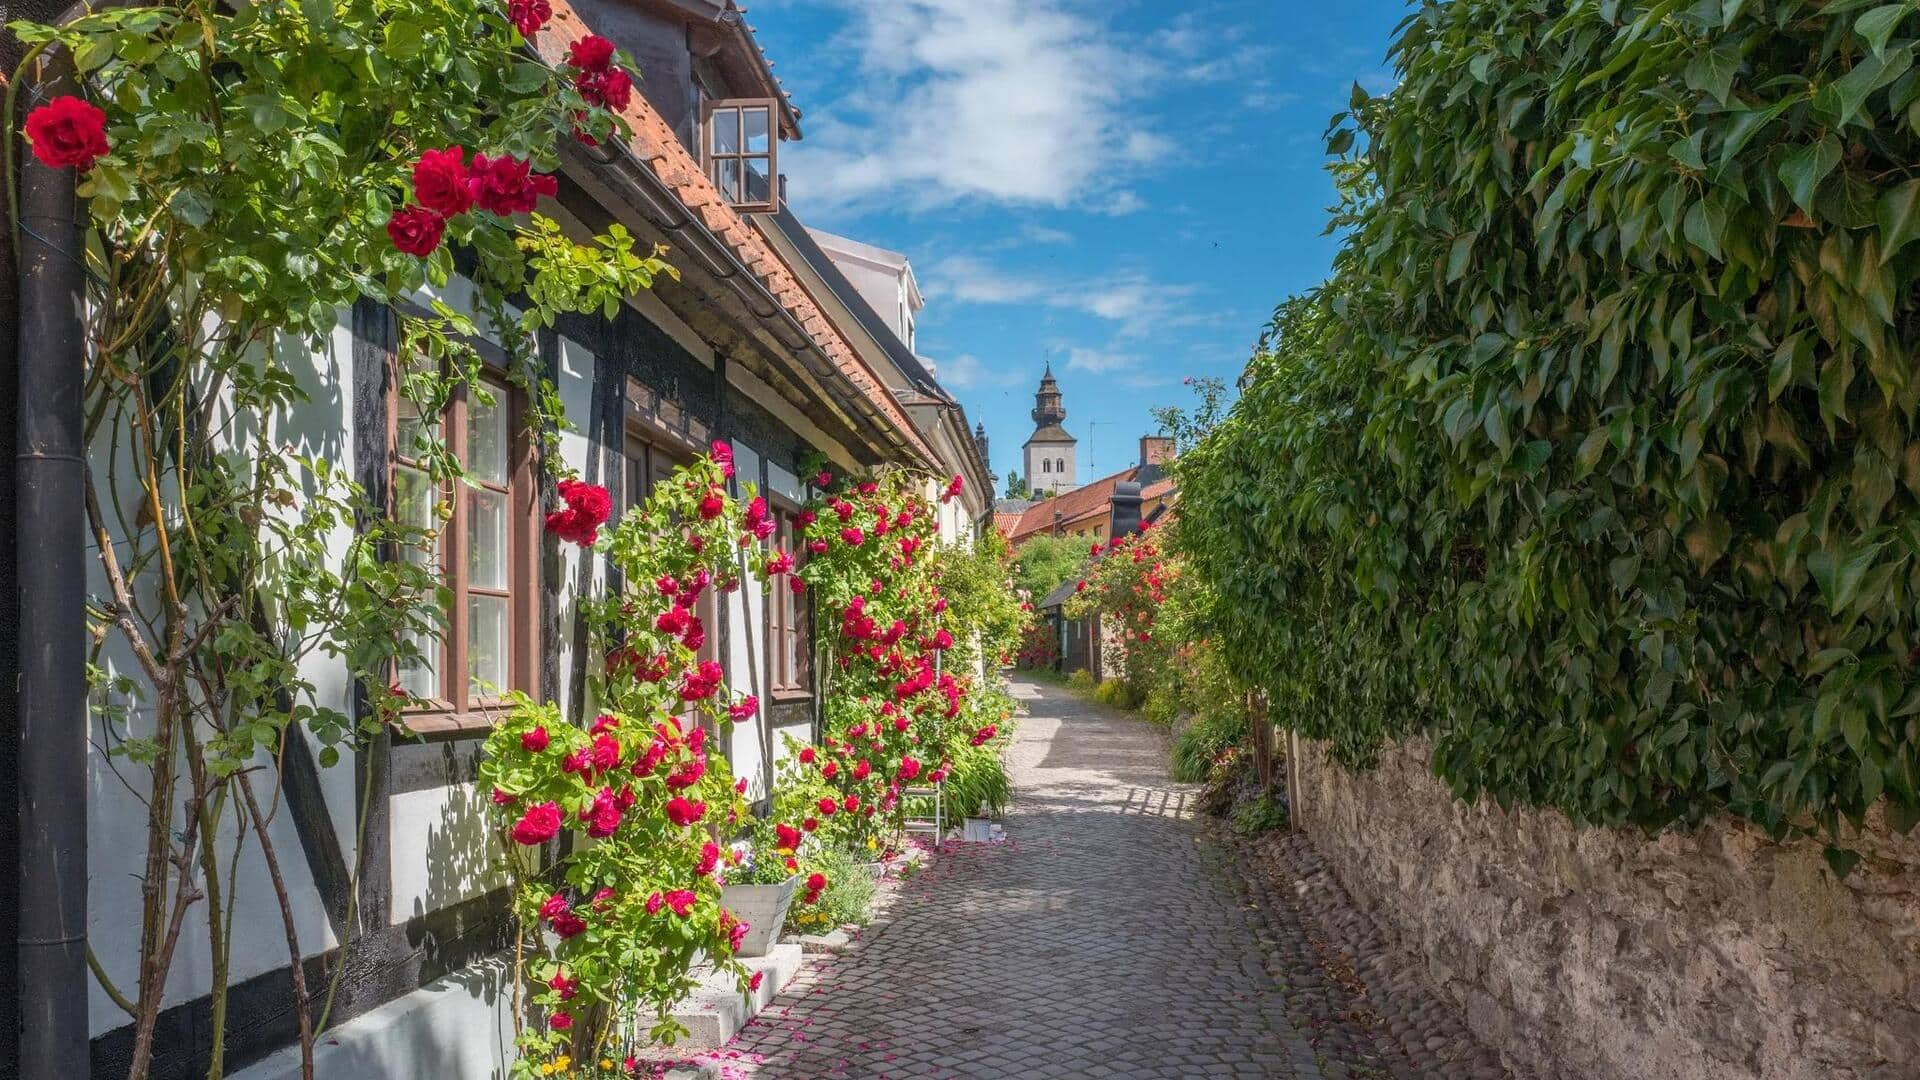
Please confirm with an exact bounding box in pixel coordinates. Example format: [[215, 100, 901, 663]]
[[14, 27, 92, 1080]]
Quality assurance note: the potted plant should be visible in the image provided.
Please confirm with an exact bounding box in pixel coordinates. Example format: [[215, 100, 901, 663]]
[[720, 819, 807, 957]]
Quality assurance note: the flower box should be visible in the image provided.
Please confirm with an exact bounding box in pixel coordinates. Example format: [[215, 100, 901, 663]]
[[721, 875, 801, 958]]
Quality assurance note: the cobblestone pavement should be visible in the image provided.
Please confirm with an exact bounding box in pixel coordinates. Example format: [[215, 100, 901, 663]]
[[712, 678, 1326, 1079]]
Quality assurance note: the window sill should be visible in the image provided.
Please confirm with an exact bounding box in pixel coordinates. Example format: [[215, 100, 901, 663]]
[[400, 710, 504, 738], [769, 689, 812, 705]]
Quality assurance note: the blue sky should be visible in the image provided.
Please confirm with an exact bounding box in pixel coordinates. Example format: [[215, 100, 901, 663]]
[[750, 0, 1409, 491]]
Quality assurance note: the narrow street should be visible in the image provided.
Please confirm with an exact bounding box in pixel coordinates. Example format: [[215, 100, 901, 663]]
[[717, 678, 1326, 1078]]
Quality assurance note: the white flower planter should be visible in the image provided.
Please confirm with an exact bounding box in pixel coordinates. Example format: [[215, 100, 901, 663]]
[[721, 875, 801, 958]]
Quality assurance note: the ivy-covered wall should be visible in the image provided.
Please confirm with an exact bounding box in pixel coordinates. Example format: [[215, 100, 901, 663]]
[[1177, 0, 1920, 851]]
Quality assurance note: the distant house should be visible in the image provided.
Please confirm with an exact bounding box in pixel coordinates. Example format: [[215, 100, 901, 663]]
[[998, 432, 1178, 549]]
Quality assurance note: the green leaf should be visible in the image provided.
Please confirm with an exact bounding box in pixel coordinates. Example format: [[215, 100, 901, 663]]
[[1778, 136, 1842, 216], [1684, 42, 1741, 102], [1856, 4, 1912, 59], [1823, 846, 1861, 879], [1888, 801, 1920, 835], [1447, 233, 1476, 283], [1877, 179, 1920, 262]]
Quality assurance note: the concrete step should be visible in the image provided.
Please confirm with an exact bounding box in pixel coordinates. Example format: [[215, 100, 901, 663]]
[[666, 942, 804, 1049]]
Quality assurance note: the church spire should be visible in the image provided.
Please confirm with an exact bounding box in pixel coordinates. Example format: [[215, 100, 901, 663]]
[[1031, 366, 1066, 429]]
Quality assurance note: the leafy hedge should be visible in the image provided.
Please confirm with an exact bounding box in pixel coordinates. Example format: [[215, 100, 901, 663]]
[[1176, 0, 1920, 847]]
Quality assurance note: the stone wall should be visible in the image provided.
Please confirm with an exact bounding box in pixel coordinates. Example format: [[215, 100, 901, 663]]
[[1293, 738, 1920, 1080]]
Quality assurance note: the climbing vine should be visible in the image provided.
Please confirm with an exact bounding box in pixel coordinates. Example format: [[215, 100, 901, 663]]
[[1175, 0, 1920, 858]]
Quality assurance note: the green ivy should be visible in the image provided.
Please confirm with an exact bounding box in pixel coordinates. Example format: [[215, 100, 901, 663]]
[[1176, 0, 1920, 844]]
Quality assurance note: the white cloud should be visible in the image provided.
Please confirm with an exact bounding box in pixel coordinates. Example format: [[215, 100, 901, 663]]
[[1064, 347, 1141, 374], [930, 353, 1023, 389], [925, 254, 1205, 340], [783, 0, 1161, 213]]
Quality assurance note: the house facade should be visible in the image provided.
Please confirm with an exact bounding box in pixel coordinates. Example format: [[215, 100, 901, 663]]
[[1, 2, 990, 1077]]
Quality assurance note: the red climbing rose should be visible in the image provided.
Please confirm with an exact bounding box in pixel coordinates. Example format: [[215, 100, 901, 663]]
[[24, 96, 108, 170]]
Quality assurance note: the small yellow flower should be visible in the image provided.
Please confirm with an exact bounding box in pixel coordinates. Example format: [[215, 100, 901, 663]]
[[865, 836, 878, 850], [554, 1055, 571, 1071], [601, 1060, 614, 1070]]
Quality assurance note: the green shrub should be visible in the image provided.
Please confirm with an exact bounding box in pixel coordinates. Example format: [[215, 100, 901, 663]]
[[1174, 0, 1920, 843], [1230, 795, 1288, 836], [788, 845, 877, 933], [1093, 678, 1141, 709], [936, 736, 1014, 820], [1066, 668, 1096, 693], [1171, 709, 1248, 784]]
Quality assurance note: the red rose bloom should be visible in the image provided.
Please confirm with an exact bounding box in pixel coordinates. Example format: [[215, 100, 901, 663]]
[[546, 478, 611, 546], [549, 1010, 573, 1031], [666, 757, 706, 790], [568, 34, 617, 72], [802, 816, 819, 832], [698, 490, 726, 520], [943, 475, 964, 501], [817, 796, 838, 817], [798, 746, 816, 765], [749, 971, 764, 991], [510, 801, 562, 845], [24, 96, 109, 170], [521, 725, 550, 752], [664, 889, 698, 917], [386, 206, 445, 257], [776, 823, 802, 851], [971, 725, 998, 747], [665, 796, 706, 826], [696, 840, 721, 876], [710, 440, 735, 477], [467, 153, 558, 216], [506, 0, 551, 37], [728, 695, 759, 721], [548, 970, 577, 1000], [581, 787, 623, 838], [539, 893, 571, 921], [840, 527, 866, 547], [578, 66, 633, 111], [806, 872, 827, 891], [899, 756, 922, 781], [412, 146, 473, 217]]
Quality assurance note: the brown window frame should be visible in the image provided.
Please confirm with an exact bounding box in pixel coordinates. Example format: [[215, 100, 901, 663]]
[[390, 348, 541, 737], [701, 97, 780, 212], [765, 499, 810, 700]]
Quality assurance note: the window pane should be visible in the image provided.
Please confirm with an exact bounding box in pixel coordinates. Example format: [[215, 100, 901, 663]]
[[469, 487, 508, 590], [397, 625, 440, 699], [469, 390, 509, 485], [397, 395, 433, 458], [744, 155, 772, 205], [714, 159, 740, 202], [468, 594, 508, 702], [744, 107, 770, 153], [710, 108, 739, 154]]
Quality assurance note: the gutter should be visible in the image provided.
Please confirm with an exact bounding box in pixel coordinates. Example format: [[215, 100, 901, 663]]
[[14, 8, 97, 1076]]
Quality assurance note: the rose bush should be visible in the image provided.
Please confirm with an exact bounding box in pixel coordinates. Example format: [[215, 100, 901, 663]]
[[482, 448, 794, 1071]]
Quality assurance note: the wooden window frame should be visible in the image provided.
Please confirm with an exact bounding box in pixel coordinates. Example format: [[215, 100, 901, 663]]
[[390, 343, 541, 737], [765, 498, 810, 701], [701, 97, 780, 213]]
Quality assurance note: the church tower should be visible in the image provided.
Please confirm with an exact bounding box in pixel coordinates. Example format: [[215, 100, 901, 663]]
[[1023, 364, 1078, 496]]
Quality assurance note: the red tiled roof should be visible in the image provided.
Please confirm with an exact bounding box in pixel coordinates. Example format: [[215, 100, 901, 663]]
[[1000, 466, 1138, 542], [535, 4, 933, 464]]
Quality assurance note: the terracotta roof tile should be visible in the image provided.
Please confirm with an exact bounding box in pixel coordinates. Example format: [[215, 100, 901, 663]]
[[534, 3, 933, 464], [1002, 466, 1140, 542]]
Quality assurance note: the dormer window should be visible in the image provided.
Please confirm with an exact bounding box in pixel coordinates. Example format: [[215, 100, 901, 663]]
[[703, 98, 779, 212]]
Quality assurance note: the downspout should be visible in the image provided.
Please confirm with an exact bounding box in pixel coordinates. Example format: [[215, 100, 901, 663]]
[[14, 29, 91, 1080]]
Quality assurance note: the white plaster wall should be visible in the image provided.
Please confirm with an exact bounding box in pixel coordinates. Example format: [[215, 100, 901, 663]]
[[85, 318, 360, 1034], [387, 781, 505, 926]]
